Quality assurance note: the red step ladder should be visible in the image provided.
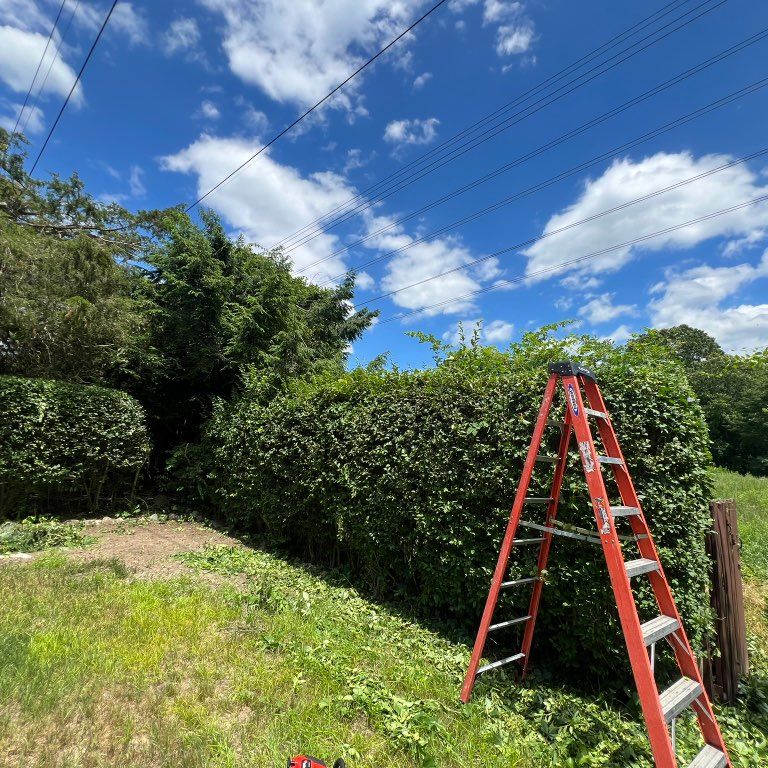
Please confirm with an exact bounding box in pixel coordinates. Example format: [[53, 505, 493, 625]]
[[460, 362, 730, 768]]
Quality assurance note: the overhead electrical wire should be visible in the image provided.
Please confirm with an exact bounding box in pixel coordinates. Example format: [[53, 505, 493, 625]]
[[360, 143, 768, 307], [308, 28, 768, 286], [283, 0, 727, 261], [30, 0, 119, 175], [375, 194, 768, 324], [20, 0, 82, 139], [184, 0, 453, 213], [270, 0, 701, 251], [11, 0, 67, 137]]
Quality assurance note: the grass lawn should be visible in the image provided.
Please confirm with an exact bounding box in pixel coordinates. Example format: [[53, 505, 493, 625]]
[[0, 471, 766, 767]]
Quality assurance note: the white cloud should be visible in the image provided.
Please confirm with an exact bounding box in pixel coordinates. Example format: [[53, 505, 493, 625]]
[[363, 212, 496, 318], [523, 152, 768, 283], [578, 293, 638, 325], [0, 101, 43, 134], [722, 229, 767, 257], [481, 1, 535, 56], [163, 17, 201, 56], [443, 317, 514, 345], [648, 251, 768, 353], [161, 134, 358, 284], [198, 100, 221, 120], [0, 24, 82, 105], [383, 117, 439, 146], [73, 1, 148, 46], [128, 165, 145, 197], [602, 324, 633, 345], [197, 0, 430, 110], [413, 71, 432, 89], [243, 107, 269, 133], [109, 2, 148, 46]]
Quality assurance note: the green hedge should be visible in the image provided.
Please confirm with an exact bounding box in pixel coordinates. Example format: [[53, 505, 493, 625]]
[[0, 376, 150, 516], [194, 330, 713, 683]]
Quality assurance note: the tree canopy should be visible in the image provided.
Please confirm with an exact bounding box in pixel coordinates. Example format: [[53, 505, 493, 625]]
[[0, 128, 376, 458]]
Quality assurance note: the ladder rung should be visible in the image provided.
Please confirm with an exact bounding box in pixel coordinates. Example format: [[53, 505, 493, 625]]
[[625, 558, 659, 578], [489, 615, 531, 631], [660, 677, 703, 722], [524, 497, 553, 504], [584, 408, 608, 419], [641, 615, 680, 646], [535, 454, 559, 463], [513, 537, 545, 545], [598, 456, 624, 466], [687, 744, 727, 768], [500, 576, 540, 589], [477, 652, 525, 675], [612, 505, 640, 517]]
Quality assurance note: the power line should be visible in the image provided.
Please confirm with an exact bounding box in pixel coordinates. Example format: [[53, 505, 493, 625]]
[[375, 194, 768, 324], [285, 0, 726, 261], [21, 0, 82, 138], [11, 0, 67, 137], [309, 38, 768, 287], [30, 0, 119, 175], [307, 25, 767, 285], [361, 144, 768, 307], [270, 0, 699, 251], [184, 0, 452, 213]]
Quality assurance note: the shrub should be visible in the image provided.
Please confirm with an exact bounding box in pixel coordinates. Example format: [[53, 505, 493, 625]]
[[0, 376, 150, 516], [194, 328, 714, 684]]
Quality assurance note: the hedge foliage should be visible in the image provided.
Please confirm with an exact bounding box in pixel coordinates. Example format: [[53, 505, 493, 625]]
[[0, 376, 150, 516], [192, 329, 714, 683]]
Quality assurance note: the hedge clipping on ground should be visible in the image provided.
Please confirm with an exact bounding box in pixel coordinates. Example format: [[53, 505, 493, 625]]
[[0, 375, 150, 516], [194, 328, 713, 684]]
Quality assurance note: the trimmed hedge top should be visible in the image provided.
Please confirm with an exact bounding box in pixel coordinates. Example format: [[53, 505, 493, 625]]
[[194, 330, 713, 683], [0, 375, 150, 515]]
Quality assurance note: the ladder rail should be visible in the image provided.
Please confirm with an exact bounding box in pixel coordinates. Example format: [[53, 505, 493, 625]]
[[562, 374, 678, 767], [459, 374, 558, 703], [520, 405, 572, 678], [582, 377, 729, 755]]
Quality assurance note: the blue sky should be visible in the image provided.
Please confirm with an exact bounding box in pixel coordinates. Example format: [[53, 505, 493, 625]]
[[3, 0, 768, 369]]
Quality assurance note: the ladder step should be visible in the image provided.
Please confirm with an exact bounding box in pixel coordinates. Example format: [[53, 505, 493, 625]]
[[625, 558, 659, 578], [513, 537, 545, 545], [687, 744, 727, 768], [584, 408, 608, 419], [524, 497, 553, 504], [489, 615, 531, 631], [660, 677, 703, 722], [535, 454, 559, 463], [612, 505, 640, 517], [477, 652, 525, 675], [641, 615, 680, 646], [598, 456, 624, 466], [500, 576, 541, 589]]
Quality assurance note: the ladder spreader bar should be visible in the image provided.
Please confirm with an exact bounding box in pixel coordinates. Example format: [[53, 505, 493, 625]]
[[500, 576, 540, 589], [477, 652, 525, 675], [489, 615, 531, 631], [584, 408, 608, 419], [535, 454, 559, 463], [524, 497, 553, 504], [520, 520, 600, 545], [513, 537, 545, 545], [611, 505, 640, 516], [598, 456, 624, 465]]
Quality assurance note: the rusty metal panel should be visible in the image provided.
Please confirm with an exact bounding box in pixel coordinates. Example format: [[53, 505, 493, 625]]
[[704, 499, 748, 704]]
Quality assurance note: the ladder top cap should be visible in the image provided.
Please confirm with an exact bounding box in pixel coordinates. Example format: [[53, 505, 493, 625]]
[[548, 360, 597, 381]]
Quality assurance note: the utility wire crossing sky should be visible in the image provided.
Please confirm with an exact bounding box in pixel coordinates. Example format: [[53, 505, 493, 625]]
[[2, 0, 768, 364]]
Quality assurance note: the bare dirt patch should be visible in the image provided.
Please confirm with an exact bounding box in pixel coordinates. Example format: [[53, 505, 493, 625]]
[[65, 519, 243, 581]]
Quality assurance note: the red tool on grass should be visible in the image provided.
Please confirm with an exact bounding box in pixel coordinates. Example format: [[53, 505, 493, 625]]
[[287, 757, 345, 768]]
